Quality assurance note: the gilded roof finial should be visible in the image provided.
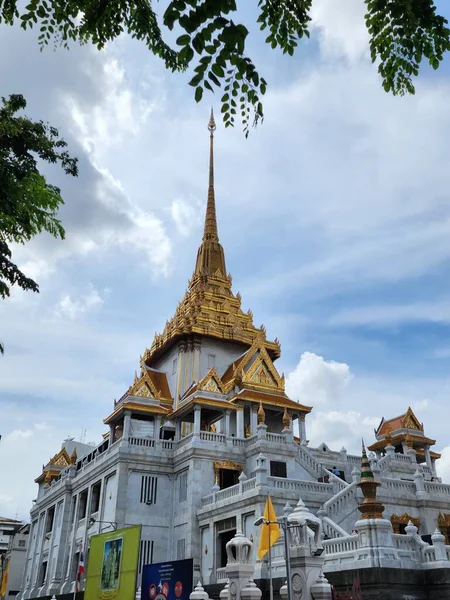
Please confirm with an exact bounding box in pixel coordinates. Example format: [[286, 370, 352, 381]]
[[70, 448, 77, 465], [257, 400, 266, 425], [282, 407, 290, 429], [193, 110, 227, 280]]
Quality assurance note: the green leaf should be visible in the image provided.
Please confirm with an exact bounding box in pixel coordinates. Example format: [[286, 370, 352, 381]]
[[176, 34, 191, 46], [195, 86, 203, 102]]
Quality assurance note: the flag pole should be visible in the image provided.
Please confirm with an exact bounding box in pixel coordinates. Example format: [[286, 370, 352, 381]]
[[268, 518, 273, 600], [73, 551, 79, 600]]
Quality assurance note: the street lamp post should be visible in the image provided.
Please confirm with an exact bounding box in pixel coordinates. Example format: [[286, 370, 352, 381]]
[[254, 516, 304, 600]]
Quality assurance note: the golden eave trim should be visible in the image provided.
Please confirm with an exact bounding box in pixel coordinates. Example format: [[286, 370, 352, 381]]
[[104, 401, 170, 424]]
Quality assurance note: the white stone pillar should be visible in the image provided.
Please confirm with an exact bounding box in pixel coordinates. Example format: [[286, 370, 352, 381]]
[[225, 410, 231, 437], [424, 445, 433, 471], [154, 415, 161, 439], [175, 420, 182, 441], [194, 406, 202, 434], [250, 407, 258, 434], [236, 408, 244, 438], [299, 414, 306, 441], [123, 410, 132, 440], [431, 529, 448, 562]]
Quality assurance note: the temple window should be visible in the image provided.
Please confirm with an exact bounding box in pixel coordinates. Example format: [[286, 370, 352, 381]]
[[90, 481, 101, 514], [39, 561, 48, 586], [78, 490, 88, 520], [179, 471, 188, 502], [208, 354, 216, 368], [138, 540, 154, 574], [177, 538, 186, 560], [270, 461, 287, 478], [45, 506, 55, 535], [216, 517, 237, 568], [172, 358, 177, 374], [140, 475, 158, 505]]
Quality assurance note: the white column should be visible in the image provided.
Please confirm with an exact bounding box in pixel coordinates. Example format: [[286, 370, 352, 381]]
[[236, 408, 244, 438], [175, 420, 182, 441], [299, 414, 306, 441], [123, 411, 132, 440], [154, 415, 161, 439], [424, 445, 433, 471], [194, 406, 201, 434], [225, 410, 231, 437], [250, 406, 258, 434]]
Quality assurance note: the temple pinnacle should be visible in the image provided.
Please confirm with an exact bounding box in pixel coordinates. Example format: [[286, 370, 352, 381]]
[[192, 110, 227, 279]]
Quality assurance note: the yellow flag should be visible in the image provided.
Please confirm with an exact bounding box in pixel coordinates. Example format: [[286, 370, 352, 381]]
[[0, 560, 10, 598], [257, 495, 280, 560]]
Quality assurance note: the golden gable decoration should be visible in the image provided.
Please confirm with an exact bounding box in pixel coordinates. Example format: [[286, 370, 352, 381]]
[[390, 513, 420, 533], [198, 367, 224, 394], [49, 448, 71, 467]]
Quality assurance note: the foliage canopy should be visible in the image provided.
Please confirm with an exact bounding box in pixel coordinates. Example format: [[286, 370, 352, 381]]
[[0, 94, 78, 352], [1, 0, 450, 136]]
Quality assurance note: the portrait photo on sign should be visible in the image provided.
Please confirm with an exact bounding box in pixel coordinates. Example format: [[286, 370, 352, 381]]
[[100, 537, 123, 591]]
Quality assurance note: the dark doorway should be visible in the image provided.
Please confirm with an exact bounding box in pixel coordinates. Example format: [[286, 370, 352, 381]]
[[219, 529, 236, 567], [219, 468, 239, 489]]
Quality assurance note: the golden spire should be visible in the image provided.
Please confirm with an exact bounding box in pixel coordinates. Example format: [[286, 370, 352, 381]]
[[357, 439, 384, 519], [282, 407, 290, 429], [193, 109, 227, 279], [257, 401, 266, 425]]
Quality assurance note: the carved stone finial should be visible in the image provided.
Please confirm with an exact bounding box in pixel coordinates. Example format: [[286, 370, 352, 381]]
[[257, 401, 266, 425]]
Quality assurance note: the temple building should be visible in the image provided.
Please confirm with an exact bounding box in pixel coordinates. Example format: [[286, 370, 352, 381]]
[[17, 114, 450, 600]]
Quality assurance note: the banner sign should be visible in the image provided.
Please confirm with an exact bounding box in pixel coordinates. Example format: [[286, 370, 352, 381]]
[[85, 525, 141, 600], [142, 559, 193, 600]]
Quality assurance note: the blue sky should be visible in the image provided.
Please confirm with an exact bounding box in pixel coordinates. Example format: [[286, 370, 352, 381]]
[[2, 0, 450, 519]]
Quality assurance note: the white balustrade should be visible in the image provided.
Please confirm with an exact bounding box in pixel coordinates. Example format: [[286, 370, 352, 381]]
[[268, 477, 332, 496], [323, 481, 358, 519], [199, 431, 226, 442], [297, 445, 323, 478], [216, 567, 227, 582], [393, 534, 416, 551], [424, 481, 450, 496], [422, 547, 437, 563], [323, 535, 358, 555], [322, 517, 348, 539], [129, 437, 155, 447], [266, 432, 287, 444], [231, 437, 247, 447], [380, 478, 416, 496], [242, 478, 257, 492]]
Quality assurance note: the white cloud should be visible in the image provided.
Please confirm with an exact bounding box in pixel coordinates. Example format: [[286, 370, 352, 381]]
[[437, 446, 450, 484], [6, 429, 34, 442], [308, 410, 379, 453], [286, 352, 352, 408], [310, 0, 369, 62], [329, 299, 450, 327], [170, 197, 202, 237], [57, 287, 104, 320], [412, 399, 429, 413]]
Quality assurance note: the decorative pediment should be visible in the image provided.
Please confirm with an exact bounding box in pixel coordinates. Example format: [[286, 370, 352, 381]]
[[214, 460, 243, 478], [402, 407, 423, 431], [49, 448, 71, 467], [198, 367, 224, 394], [135, 384, 153, 398], [242, 345, 284, 391], [128, 369, 162, 400]]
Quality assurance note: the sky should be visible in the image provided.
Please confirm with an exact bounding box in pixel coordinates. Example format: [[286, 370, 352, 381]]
[[1, 0, 450, 520]]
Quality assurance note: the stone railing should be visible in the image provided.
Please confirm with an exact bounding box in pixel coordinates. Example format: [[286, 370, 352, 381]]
[[424, 481, 450, 496], [393, 534, 417, 552], [129, 437, 155, 447], [199, 431, 226, 443], [231, 437, 247, 447], [323, 481, 358, 520], [322, 516, 348, 540], [242, 478, 257, 492], [268, 477, 333, 496], [296, 445, 324, 479], [422, 546, 437, 563], [380, 478, 416, 496], [266, 432, 287, 444], [128, 438, 174, 450], [323, 534, 358, 555], [216, 567, 227, 583], [201, 477, 257, 506], [176, 433, 194, 449]]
